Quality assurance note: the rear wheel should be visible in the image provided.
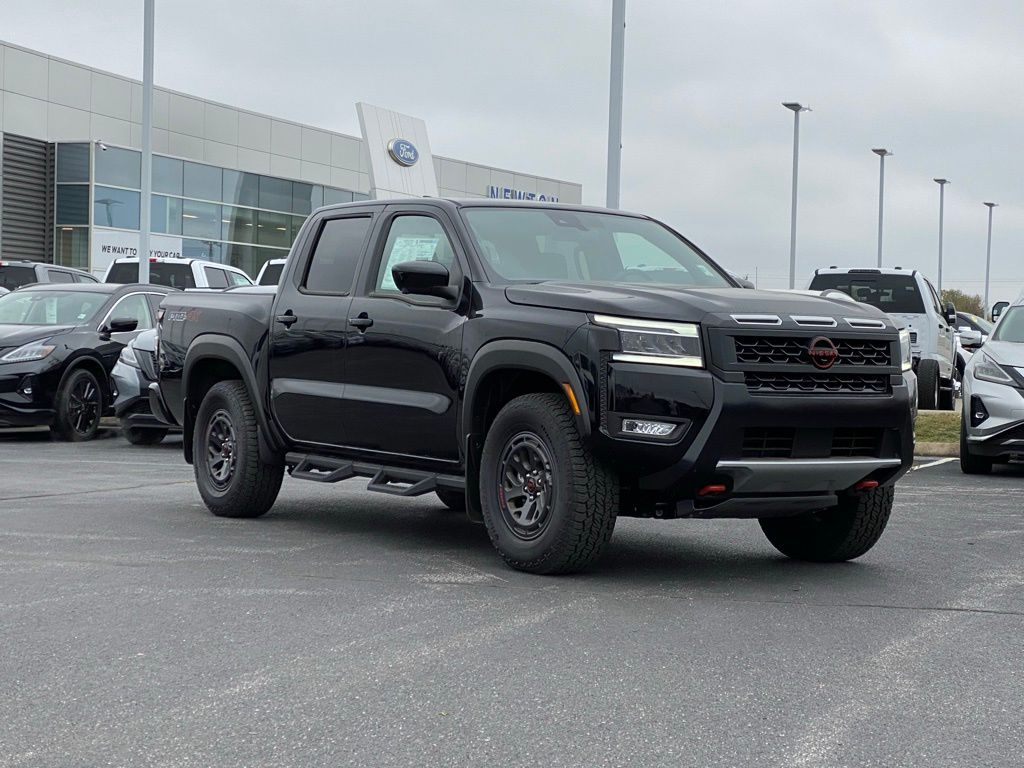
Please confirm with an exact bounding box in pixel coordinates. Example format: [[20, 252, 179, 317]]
[[480, 393, 618, 574], [435, 488, 465, 512], [917, 359, 939, 410], [959, 419, 992, 475], [193, 381, 284, 518], [759, 486, 895, 562], [51, 368, 103, 442], [123, 425, 168, 445]]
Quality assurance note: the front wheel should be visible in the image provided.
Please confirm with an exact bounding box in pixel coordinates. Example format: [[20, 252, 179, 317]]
[[759, 486, 895, 562], [480, 393, 618, 574], [51, 368, 103, 442], [193, 381, 284, 518], [917, 359, 939, 410]]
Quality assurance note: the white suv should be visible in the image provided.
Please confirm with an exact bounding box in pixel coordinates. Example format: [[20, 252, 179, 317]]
[[809, 267, 957, 410], [104, 258, 253, 290]]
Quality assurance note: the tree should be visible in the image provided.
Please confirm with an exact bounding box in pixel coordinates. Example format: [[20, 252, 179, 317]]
[[940, 288, 984, 316]]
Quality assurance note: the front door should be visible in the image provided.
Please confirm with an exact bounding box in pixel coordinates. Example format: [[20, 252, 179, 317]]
[[340, 209, 468, 463], [267, 211, 374, 447]]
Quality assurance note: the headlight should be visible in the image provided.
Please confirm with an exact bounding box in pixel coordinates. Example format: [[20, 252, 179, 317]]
[[973, 352, 1015, 386], [0, 340, 56, 363], [898, 328, 912, 372], [593, 314, 703, 367], [119, 344, 141, 369]]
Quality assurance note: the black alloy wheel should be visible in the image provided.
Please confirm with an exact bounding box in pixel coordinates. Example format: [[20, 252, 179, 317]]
[[497, 431, 556, 541], [205, 409, 238, 490], [52, 368, 103, 442]]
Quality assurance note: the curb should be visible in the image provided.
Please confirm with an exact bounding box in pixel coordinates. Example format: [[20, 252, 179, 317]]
[[915, 441, 958, 458]]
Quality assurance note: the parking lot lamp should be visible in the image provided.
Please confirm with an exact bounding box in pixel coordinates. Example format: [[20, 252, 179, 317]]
[[606, 0, 626, 209], [983, 202, 997, 311], [783, 103, 810, 289], [872, 149, 893, 267], [934, 179, 949, 292], [138, 0, 155, 284]]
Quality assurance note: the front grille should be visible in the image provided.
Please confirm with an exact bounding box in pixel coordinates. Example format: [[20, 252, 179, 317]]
[[746, 372, 890, 395], [733, 336, 891, 367], [831, 428, 883, 457], [137, 350, 158, 381], [742, 428, 795, 458]]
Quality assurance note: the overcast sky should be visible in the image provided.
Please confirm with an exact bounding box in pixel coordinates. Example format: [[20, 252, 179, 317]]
[[3, 0, 1022, 303]]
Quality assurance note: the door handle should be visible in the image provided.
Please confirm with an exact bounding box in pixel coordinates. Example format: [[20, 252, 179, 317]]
[[275, 312, 298, 327], [349, 315, 374, 330]]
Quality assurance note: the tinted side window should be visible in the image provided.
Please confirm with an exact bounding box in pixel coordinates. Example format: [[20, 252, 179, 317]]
[[204, 267, 229, 288], [303, 217, 371, 294], [227, 270, 252, 287], [46, 270, 74, 283], [74, 272, 98, 283], [0, 266, 38, 290], [108, 294, 154, 330]]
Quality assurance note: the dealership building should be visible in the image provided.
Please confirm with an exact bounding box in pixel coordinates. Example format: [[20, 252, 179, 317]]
[[0, 40, 582, 278]]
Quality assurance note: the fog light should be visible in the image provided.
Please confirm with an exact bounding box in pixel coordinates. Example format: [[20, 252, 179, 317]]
[[621, 418, 675, 437], [21, 386, 32, 396], [970, 395, 989, 428]]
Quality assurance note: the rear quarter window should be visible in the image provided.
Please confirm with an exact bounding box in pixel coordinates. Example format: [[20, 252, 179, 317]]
[[808, 273, 926, 314], [0, 266, 38, 290]]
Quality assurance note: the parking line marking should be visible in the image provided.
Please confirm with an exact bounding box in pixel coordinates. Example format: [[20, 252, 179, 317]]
[[911, 457, 957, 472]]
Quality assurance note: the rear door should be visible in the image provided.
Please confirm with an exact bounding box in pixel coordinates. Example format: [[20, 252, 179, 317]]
[[267, 208, 376, 447], [925, 278, 954, 375]]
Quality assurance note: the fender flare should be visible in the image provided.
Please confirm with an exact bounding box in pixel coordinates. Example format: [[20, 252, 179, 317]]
[[461, 339, 592, 441], [183, 334, 281, 463]]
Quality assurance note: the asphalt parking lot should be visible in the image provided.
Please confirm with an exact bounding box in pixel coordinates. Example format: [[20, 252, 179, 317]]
[[1, 430, 1022, 767]]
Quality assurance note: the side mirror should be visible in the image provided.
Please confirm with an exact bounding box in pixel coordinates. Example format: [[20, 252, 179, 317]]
[[957, 329, 983, 349], [992, 301, 1009, 322], [103, 316, 139, 337], [392, 260, 454, 299], [943, 301, 957, 326]]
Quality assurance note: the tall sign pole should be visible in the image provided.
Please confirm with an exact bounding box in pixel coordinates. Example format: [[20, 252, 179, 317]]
[[138, 0, 155, 284], [606, 0, 626, 209], [783, 103, 809, 288], [933, 178, 949, 293]]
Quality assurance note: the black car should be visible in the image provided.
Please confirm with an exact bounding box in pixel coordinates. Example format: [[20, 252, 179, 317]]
[[0, 259, 98, 289], [153, 199, 914, 574], [111, 328, 181, 444], [0, 283, 173, 440]]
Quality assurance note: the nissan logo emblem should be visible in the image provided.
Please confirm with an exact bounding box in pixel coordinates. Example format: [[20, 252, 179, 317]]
[[808, 336, 839, 369]]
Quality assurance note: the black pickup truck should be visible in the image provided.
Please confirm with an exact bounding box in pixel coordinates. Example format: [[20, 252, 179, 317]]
[[152, 199, 914, 574]]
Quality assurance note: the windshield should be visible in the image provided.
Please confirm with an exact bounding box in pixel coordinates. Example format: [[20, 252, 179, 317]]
[[0, 266, 37, 291], [958, 313, 994, 334], [808, 273, 925, 314], [259, 262, 284, 285], [107, 262, 197, 289], [0, 290, 105, 326], [992, 306, 1024, 343], [462, 208, 732, 287]]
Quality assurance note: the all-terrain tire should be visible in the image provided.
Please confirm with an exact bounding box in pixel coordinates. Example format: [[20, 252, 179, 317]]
[[51, 367, 103, 442], [479, 393, 618, 574], [435, 488, 466, 512], [193, 380, 284, 518], [759, 486, 895, 562], [959, 418, 992, 475], [917, 359, 939, 410], [123, 425, 168, 445]]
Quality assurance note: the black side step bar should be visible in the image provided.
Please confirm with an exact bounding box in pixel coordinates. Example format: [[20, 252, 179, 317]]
[[285, 452, 465, 498]]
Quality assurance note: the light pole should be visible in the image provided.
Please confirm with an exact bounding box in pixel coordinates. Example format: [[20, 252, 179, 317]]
[[783, 102, 810, 289], [934, 178, 949, 292], [983, 202, 997, 312], [606, 0, 626, 209], [138, 0, 155, 284], [872, 148, 892, 267]]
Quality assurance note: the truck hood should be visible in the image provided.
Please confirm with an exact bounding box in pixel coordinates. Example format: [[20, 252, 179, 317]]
[[0, 324, 75, 348], [504, 283, 891, 325]]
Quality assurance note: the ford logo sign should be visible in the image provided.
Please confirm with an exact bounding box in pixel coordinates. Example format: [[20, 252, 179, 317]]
[[387, 138, 419, 167]]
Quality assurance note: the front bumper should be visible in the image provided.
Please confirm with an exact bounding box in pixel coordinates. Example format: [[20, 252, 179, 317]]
[[962, 373, 1024, 458], [112, 360, 180, 431], [0, 362, 58, 428]]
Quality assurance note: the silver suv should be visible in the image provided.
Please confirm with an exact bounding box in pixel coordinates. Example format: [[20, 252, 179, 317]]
[[809, 267, 957, 410]]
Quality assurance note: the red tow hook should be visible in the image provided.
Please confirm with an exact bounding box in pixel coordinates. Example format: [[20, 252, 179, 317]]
[[853, 479, 879, 491], [698, 483, 728, 498]]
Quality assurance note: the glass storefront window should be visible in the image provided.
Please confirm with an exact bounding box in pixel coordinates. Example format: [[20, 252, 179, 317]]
[[182, 199, 221, 240], [152, 195, 183, 235], [353, 192, 370, 201], [222, 205, 255, 243], [256, 210, 291, 248], [223, 170, 259, 207], [55, 227, 89, 270], [259, 176, 292, 212], [94, 186, 141, 229], [56, 185, 89, 225], [181, 238, 223, 263], [183, 161, 222, 201], [56, 143, 90, 183], [324, 187, 354, 206], [153, 155, 183, 195], [292, 183, 323, 215], [225, 243, 287, 280], [95, 147, 141, 189], [291, 215, 308, 239]]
